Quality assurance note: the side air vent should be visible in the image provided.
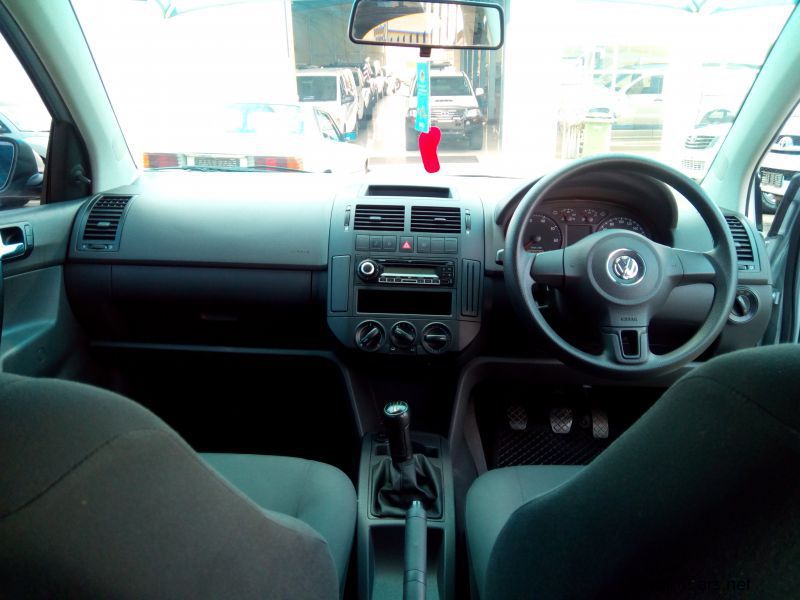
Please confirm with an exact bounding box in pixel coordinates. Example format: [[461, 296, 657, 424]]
[[724, 215, 755, 267], [79, 195, 133, 251], [461, 259, 482, 317], [366, 185, 452, 198], [353, 204, 405, 231], [411, 206, 462, 233]]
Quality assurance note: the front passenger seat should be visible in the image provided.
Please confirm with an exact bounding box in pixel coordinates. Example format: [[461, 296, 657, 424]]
[[0, 373, 356, 599], [466, 345, 800, 599]]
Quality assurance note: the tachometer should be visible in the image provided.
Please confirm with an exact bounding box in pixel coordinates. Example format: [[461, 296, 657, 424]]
[[597, 216, 649, 237], [523, 214, 563, 253]]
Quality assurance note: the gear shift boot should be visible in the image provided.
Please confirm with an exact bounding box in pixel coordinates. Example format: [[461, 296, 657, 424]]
[[371, 454, 442, 518], [372, 401, 443, 518]]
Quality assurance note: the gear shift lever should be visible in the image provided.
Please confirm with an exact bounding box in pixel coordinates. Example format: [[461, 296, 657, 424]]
[[373, 401, 442, 518], [384, 401, 413, 465]]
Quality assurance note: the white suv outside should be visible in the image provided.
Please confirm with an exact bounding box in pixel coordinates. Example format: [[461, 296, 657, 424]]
[[405, 70, 485, 150]]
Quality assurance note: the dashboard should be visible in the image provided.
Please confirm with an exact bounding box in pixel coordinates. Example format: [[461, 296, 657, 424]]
[[63, 169, 773, 365]]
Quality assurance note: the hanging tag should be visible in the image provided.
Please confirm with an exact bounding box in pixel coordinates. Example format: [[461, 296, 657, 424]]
[[415, 60, 430, 133]]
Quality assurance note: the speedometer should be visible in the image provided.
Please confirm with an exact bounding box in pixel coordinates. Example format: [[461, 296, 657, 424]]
[[523, 214, 563, 253], [597, 216, 649, 237]]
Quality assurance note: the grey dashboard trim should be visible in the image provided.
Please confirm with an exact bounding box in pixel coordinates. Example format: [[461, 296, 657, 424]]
[[68, 171, 335, 269]]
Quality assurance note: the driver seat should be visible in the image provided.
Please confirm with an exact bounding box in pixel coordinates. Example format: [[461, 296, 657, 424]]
[[466, 344, 800, 599]]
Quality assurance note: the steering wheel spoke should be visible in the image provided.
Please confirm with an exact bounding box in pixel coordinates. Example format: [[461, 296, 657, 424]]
[[601, 325, 651, 365], [672, 248, 719, 285], [529, 249, 565, 288]]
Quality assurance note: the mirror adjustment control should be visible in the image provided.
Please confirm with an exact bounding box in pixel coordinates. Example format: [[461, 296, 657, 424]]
[[355, 320, 385, 352], [357, 259, 380, 281]]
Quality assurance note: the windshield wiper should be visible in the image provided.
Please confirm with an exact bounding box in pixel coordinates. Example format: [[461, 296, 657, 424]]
[[147, 165, 310, 174]]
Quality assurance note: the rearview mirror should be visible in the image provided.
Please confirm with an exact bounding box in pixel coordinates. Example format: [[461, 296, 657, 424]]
[[349, 0, 503, 50]]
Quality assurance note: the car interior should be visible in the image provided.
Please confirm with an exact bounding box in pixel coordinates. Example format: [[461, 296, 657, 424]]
[[1, 0, 800, 599]]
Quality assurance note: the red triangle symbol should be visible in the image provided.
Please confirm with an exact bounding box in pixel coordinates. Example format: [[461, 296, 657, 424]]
[[402, 241, 412, 250]]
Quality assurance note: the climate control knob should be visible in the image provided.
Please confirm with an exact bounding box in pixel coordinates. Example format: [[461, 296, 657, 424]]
[[357, 259, 379, 281], [390, 321, 417, 349], [421, 323, 451, 354], [355, 320, 385, 352]]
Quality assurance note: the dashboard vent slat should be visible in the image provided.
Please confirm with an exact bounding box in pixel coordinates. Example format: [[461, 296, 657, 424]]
[[410, 206, 462, 233], [80, 195, 133, 250], [353, 205, 405, 231], [724, 215, 755, 264]]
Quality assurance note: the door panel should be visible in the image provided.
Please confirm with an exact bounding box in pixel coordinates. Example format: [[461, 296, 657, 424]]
[[0, 199, 90, 377]]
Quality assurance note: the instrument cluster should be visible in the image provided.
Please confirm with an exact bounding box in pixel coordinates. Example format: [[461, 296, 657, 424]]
[[522, 202, 654, 253]]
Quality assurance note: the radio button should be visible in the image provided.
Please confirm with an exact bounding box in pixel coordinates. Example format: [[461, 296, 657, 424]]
[[431, 237, 445, 253], [400, 237, 414, 253], [445, 238, 458, 253], [355, 235, 370, 251], [417, 236, 431, 253], [382, 236, 397, 251]]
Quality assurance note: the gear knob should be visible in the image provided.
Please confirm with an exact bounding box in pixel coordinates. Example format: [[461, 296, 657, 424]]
[[384, 401, 413, 465]]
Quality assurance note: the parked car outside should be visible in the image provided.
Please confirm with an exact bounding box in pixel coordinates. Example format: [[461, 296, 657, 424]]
[[759, 110, 800, 213], [142, 103, 368, 174], [349, 67, 373, 121], [405, 70, 486, 150], [679, 108, 736, 181], [296, 68, 360, 137], [679, 106, 800, 214], [0, 106, 50, 164]]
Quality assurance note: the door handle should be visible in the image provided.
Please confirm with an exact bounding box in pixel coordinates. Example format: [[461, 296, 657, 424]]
[[0, 224, 31, 261]]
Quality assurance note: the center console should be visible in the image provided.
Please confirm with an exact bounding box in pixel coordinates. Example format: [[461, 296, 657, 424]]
[[327, 185, 484, 355]]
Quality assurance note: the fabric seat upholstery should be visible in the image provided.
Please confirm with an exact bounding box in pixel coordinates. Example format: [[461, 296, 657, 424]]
[[0, 373, 356, 599], [202, 453, 356, 585], [466, 344, 800, 599]]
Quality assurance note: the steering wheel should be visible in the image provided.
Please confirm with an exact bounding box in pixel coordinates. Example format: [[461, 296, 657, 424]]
[[505, 154, 737, 378]]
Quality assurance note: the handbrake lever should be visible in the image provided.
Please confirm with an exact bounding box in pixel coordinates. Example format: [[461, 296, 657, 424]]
[[403, 500, 427, 600]]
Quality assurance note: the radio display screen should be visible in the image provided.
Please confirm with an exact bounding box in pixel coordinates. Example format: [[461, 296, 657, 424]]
[[358, 289, 452, 316], [383, 265, 437, 277]]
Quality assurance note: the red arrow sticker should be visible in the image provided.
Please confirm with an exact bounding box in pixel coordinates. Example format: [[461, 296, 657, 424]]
[[418, 126, 441, 173]]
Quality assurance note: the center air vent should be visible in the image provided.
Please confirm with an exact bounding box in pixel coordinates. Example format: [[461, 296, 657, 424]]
[[79, 195, 133, 251], [724, 215, 755, 266], [411, 206, 462, 233], [354, 205, 405, 231]]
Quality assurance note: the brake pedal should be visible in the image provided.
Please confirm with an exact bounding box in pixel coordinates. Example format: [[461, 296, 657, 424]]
[[591, 409, 609, 439], [507, 404, 528, 431], [549, 408, 573, 434]]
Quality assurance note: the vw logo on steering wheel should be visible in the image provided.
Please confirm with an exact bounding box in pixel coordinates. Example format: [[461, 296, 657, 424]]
[[608, 251, 645, 285]]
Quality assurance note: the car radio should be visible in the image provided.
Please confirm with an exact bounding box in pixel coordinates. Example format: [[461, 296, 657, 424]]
[[355, 257, 454, 286]]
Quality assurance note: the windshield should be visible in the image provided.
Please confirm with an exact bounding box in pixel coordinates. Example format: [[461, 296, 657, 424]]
[[72, 0, 797, 178]]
